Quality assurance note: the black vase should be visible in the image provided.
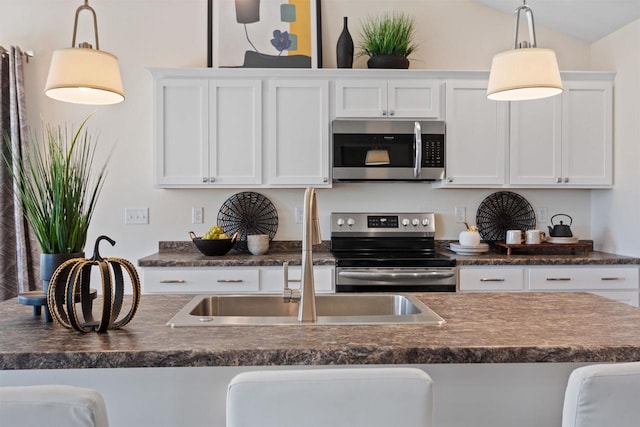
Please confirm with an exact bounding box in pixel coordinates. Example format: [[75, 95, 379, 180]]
[[336, 17, 354, 68], [367, 55, 410, 69]]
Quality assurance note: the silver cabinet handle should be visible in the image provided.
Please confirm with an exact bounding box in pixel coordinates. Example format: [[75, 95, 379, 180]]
[[564, 177, 569, 183], [210, 177, 216, 182], [556, 178, 562, 183], [389, 110, 395, 116], [447, 177, 453, 183], [480, 278, 505, 282], [546, 277, 571, 281], [217, 279, 244, 283], [601, 277, 624, 281], [381, 110, 387, 116], [160, 279, 186, 284], [202, 177, 208, 183]]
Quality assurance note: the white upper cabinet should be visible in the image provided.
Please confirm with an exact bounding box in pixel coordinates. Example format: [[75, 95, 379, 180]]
[[509, 96, 562, 185], [209, 80, 262, 186], [335, 78, 441, 119], [560, 81, 612, 187], [267, 79, 330, 187], [154, 77, 262, 188], [440, 80, 508, 187], [509, 80, 612, 188], [154, 78, 209, 186]]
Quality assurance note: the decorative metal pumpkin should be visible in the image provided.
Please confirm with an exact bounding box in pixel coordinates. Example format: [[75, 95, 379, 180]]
[[47, 235, 141, 333]]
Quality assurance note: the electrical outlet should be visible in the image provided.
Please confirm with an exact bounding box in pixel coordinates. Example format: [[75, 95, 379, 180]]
[[125, 208, 148, 225], [538, 207, 548, 223], [295, 207, 303, 224], [192, 207, 203, 224], [454, 206, 466, 223]]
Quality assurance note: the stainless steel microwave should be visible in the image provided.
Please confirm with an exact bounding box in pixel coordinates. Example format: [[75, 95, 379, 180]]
[[332, 119, 445, 182]]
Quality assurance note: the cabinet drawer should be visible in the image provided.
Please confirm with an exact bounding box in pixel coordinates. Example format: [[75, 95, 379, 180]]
[[528, 267, 639, 291], [260, 266, 335, 293], [458, 267, 525, 291], [143, 267, 260, 294]]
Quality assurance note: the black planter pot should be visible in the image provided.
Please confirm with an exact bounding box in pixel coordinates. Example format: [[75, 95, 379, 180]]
[[336, 17, 354, 68], [41, 252, 84, 322], [367, 55, 410, 69]]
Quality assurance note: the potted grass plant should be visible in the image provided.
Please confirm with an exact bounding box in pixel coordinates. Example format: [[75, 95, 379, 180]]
[[358, 12, 418, 69], [5, 114, 108, 317]]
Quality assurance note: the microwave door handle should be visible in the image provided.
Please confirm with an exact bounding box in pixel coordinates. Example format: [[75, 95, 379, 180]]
[[414, 121, 422, 178]]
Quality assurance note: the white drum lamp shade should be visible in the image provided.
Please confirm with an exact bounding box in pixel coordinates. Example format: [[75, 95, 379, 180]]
[[45, 48, 124, 105], [487, 1, 563, 102], [487, 47, 562, 101]]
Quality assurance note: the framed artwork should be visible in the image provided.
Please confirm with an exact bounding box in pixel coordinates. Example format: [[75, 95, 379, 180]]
[[207, 0, 322, 68]]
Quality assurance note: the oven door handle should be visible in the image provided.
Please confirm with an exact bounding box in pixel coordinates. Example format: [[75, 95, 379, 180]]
[[414, 121, 422, 178], [339, 270, 455, 281]]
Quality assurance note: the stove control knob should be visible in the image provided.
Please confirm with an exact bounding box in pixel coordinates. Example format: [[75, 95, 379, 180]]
[[401, 218, 410, 227], [411, 218, 420, 226], [336, 218, 345, 227], [422, 218, 430, 226], [347, 218, 356, 227]]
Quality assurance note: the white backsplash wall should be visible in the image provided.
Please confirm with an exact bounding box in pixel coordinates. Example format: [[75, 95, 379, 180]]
[[1, 0, 596, 263]]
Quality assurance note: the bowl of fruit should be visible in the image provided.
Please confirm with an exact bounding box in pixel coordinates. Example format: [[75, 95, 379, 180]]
[[189, 226, 237, 256]]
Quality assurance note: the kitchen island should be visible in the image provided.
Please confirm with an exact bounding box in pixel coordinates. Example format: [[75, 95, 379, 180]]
[[2, 292, 640, 427]]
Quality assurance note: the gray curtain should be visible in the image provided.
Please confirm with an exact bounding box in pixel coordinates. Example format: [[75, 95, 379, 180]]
[[0, 45, 38, 301]]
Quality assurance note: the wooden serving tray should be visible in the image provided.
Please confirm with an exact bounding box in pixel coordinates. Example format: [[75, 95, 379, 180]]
[[494, 241, 591, 256]]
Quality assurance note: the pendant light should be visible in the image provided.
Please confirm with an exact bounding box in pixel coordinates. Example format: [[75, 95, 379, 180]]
[[487, 0, 562, 101], [45, 0, 124, 105]]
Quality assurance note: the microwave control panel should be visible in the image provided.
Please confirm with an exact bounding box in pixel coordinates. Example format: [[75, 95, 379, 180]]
[[422, 136, 445, 168]]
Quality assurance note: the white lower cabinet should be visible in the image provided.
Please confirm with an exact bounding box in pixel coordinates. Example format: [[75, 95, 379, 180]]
[[459, 265, 639, 306], [458, 267, 526, 291], [528, 266, 639, 306], [142, 265, 334, 294]]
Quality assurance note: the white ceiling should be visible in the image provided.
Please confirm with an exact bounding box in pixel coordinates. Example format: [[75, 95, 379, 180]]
[[473, 0, 640, 43]]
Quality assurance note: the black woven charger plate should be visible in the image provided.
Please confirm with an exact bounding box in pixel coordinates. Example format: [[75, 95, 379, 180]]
[[476, 191, 536, 242], [217, 192, 279, 252]]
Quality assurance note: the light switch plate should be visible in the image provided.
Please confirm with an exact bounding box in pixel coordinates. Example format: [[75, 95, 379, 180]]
[[125, 208, 148, 225]]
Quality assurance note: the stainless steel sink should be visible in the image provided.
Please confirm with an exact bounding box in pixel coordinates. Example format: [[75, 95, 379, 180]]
[[166, 293, 445, 326]]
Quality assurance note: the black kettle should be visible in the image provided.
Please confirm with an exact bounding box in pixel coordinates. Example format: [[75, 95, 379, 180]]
[[548, 214, 573, 237]]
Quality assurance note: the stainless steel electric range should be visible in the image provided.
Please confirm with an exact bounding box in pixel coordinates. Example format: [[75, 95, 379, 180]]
[[330, 212, 456, 292]]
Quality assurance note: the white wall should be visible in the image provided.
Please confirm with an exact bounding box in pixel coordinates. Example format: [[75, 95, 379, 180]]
[[1, 0, 596, 264], [590, 18, 640, 256]]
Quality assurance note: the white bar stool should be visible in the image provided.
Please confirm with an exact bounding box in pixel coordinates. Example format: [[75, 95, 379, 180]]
[[563, 362, 640, 427], [227, 367, 434, 427], [0, 385, 109, 427]]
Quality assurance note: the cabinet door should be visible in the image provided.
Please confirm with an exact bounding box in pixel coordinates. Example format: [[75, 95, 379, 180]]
[[387, 80, 441, 118], [267, 79, 330, 187], [561, 81, 613, 187], [443, 80, 508, 186], [509, 96, 562, 185], [154, 78, 208, 187], [208, 80, 262, 186], [334, 79, 387, 118]]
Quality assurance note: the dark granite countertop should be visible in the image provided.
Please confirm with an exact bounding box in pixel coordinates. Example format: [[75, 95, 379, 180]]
[[138, 241, 335, 267], [437, 241, 640, 266], [2, 292, 640, 370], [138, 240, 639, 268]]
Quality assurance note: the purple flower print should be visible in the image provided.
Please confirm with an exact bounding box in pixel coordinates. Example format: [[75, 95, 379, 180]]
[[271, 30, 292, 54]]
